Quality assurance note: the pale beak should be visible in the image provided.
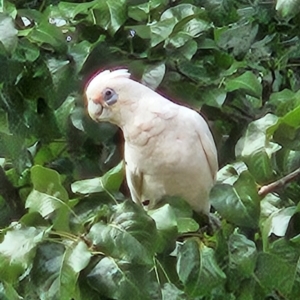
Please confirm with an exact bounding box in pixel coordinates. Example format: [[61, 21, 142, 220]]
[[88, 100, 103, 120]]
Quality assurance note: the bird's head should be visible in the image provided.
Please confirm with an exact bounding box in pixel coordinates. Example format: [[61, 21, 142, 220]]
[[85, 69, 133, 125]]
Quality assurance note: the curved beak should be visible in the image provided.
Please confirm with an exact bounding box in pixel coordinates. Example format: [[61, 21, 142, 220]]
[[87, 100, 103, 121]]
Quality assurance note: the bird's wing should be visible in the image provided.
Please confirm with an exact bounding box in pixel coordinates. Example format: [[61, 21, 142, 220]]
[[194, 114, 218, 182], [125, 162, 144, 206]]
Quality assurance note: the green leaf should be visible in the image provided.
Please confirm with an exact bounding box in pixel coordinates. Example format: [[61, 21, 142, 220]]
[[28, 21, 67, 53], [0, 282, 22, 300], [141, 62, 166, 90], [255, 252, 296, 296], [225, 71, 262, 98], [262, 207, 296, 250], [0, 109, 9, 134], [30, 242, 82, 300], [45, 57, 76, 109], [93, 0, 127, 34], [268, 89, 300, 116], [0, 13, 18, 54], [71, 161, 124, 194], [201, 87, 227, 108], [236, 114, 279, 157], [160, 4, 209, 34], [106, 0, 127, 34], [69, 36, 105, 73], [87, 200, 157, 265], [149, 3, 210, 47], [276, 0, 300, 18], [148, 204, 178, 252], [69, 240, 91, 272], [228, 230, 257, 278], [30, 165, 68, 200], [176, 239, 226, 297], [59, 240, 91, 299], [0, 133, 31, 172], [13, 38, 40, 62], [280, 105, 300, 128], [55, 95, 76, 135], [176, 59, 209, 84], [236, 114, 280, 182], [211, 170, 260, 228], [0, 226, 46, 282], [26, 165, 69, 218], [244, 150, 274, 184], [87, 257, 160, 300], [162, 283, 187, 300], [177, 39, 197, 60], [150, 18, 175, 47], [128, 0, 165, 22], [214, 23, 258, 56], [177, 217, 199, 234]]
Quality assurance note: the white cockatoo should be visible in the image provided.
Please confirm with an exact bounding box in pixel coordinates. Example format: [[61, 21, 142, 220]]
[[85, 69, 218, 216]]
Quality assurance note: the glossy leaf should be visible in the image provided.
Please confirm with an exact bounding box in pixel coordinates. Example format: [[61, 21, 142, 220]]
[[255, 252, 296, 297], [0, 226, 46, 282], [225, 71, 262, 98], [228, 230, 257, 278], [276, 0, 300, 17], [176, 239, 226, 297], [148, 204, 178, 252], [1, 1, 300, 299], [211, 170, 260, 228], [87, 257, 160, 300], [26, 165, 69, 217], [0, 13, 18, 54], [71, 161, 124, 194], [87, 201, 157, 265]]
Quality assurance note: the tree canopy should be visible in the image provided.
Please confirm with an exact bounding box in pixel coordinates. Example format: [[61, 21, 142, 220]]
[[1, 0, 300, 299]]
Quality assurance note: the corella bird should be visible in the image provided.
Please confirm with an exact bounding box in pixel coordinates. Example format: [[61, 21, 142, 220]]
[[85, 69, 218, 216]]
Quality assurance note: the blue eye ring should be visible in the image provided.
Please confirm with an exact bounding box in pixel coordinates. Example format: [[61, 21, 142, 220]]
[[103, 88, 118, 106]]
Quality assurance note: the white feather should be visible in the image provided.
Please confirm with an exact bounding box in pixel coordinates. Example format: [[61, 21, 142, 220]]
[[85, 69, 218, 215]]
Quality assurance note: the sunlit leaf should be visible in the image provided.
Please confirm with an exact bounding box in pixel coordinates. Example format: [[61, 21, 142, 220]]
[[87, 200, 157, 264], [276, 0, 300, 18], [162, 283, 187, 300], [0, 226, 46, 282], [148, 204, 178, 252], [0, 13, 18, 54], [71, 161, 124, 194], [30, 242, 82, 299], [25, 166, 70, 228], [0, 282, 22, 300], [236, 114, 280, 182], [211, 170, 260, 228], [262, 206, 296, 250], [201, 88, 227, 108], [225, 71, 262, 98], [141, 62, 166, 90], [28, 21, 67, 53]]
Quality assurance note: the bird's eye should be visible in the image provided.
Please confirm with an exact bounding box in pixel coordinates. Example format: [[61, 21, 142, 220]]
[[105, 90, 112, 97], [102, 88, 118, 106]]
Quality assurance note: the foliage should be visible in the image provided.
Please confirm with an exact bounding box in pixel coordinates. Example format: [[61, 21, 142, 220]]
[[1, 0, 300, 299]]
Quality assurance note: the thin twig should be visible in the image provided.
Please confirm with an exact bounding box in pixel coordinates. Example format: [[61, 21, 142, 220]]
[[258, 167, 300, 197]]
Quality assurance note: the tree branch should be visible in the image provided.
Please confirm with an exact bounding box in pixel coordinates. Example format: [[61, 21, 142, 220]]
[[258, 167, 300, 197]]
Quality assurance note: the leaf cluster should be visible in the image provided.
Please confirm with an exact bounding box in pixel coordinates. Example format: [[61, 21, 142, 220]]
[[1, 0, 300, 299]]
